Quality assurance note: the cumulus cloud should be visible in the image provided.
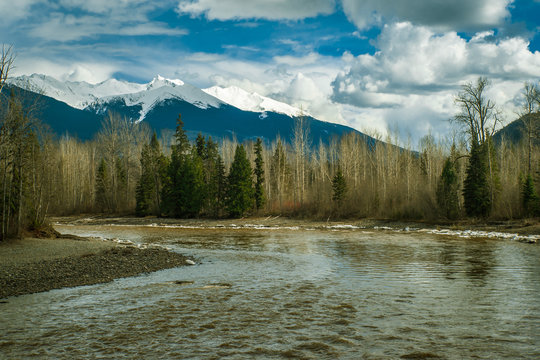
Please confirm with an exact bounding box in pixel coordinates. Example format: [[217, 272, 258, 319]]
[[332, 22, 540, 108], [331, 22, 540, 143], [341, 0, 513, 31], [177, 0, 335, 20]]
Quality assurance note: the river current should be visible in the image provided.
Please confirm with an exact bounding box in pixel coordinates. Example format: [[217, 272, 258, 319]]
[[1, 225, 539, 359]]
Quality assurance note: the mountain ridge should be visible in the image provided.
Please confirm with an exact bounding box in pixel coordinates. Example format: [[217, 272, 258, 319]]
[[3, 75, 366, 145]]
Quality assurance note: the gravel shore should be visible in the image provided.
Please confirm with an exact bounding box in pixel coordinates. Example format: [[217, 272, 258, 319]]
[[0, 237, 191, 299]]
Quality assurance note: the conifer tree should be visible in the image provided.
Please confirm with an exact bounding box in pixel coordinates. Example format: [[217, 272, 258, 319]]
[[195, 133, 206, 158], [162, 114, 190, 217], [177, 149, 205, 217], [203, 137, 226, 217], [437, 157, 460, 219], [95, 158, 110, 212], [135, 132, 166, 216], [463, 141, 491, 217], [253, 138, 265, 210], [227, 144, 254, 217], [521, 173, 539, 216], [332, 167, 347, 205]]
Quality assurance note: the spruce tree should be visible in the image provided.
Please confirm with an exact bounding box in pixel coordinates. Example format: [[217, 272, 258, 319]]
[[226, 145, 254, 217], [203, 137, 226, 217], [95, 158, 109, 212], [162, 114, 190, 217], [463, 141, 491, 217], [177, 149, 205, 217], [332, 167, 347, 205], [253, 138, 265, 210], [437, 157, 460, 219], [522, 173, 539, 216], [136, 132, 166, 216], [195, 133, 206, 158]]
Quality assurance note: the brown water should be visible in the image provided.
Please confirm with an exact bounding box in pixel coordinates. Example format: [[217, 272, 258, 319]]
[[1, 225, 539, 359]]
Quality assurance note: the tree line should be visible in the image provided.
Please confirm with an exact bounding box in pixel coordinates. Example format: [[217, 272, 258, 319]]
[[1, 45, 540, 239]]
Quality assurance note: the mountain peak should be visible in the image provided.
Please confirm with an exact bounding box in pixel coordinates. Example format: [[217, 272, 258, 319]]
[[148, 75, 185, 89], [203, 85, 305, 118]]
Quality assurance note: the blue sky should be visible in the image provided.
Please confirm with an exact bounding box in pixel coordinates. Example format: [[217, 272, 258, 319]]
[[2, 0, 540, 144]]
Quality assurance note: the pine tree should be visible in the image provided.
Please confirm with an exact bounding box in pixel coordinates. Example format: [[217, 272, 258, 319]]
[[463, 141, 491, 217], [437, 157, 460, 219], [253, 138, 265, 210], [332, 167, 347, 205], [521, 173, 539, 216], [226, 145, 254, 217]]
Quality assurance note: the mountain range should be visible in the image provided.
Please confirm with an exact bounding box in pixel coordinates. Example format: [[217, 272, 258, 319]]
[[5, 74, 371, 145]]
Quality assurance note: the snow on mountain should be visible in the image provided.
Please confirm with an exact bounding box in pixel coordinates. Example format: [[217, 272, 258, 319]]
[[8, 74, 145, 109], [93, 75, 224, 121], [9, 74, 305, 122], [203, 85, 305, 118]]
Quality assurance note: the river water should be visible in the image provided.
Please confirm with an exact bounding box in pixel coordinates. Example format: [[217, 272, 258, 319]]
[[1, 225, 539, 359]]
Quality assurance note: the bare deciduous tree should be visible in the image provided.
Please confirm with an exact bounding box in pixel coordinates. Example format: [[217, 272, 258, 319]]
[[454, 77, 501, 146], [0, 45, 15, 96]]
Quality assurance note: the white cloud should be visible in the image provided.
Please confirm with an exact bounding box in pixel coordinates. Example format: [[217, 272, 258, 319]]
[[13, 58, 116, 84], [341, 0, 513, 31], [28, 13, 186, 41], [0, 0, 44, 23], [177, 0, 335, 20], [331, 22, 540, 143]]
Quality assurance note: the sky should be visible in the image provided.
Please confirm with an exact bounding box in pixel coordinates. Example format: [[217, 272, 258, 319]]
[[2, 0, 540, 145]]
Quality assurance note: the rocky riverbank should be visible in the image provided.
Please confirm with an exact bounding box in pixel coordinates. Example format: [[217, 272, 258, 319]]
[[0, 237, 192, 299]]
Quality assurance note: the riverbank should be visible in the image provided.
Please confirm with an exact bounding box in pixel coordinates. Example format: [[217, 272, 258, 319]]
[[0, 237, 192, 299], [51, 215, 540, 239]]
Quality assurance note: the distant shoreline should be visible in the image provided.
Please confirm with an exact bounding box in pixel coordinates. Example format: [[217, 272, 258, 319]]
[[0, 237, 192, 299], [52, 215, 540, 241]]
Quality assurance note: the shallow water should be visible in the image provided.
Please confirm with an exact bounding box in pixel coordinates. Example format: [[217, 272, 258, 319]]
[[1, 225, 539, 359]]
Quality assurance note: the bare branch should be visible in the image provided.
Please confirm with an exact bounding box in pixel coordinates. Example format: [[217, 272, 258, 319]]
[[0, 44, 15, 95]]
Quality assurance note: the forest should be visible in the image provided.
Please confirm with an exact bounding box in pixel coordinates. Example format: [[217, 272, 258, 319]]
[[1, 45, 539, 240]]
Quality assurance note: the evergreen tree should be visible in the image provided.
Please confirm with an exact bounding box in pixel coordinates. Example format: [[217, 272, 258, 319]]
[[95, 158, 110, 212], [195, 133, 206, 158], [162, 114, 190, 217], [521, 173, 539, 216], [332, 167, 347, 205], [437, 157, 460, 219], [136, 132, 167, 216], [253, 138, 265, 210], [203, 137, 226, 217], [226, 145, 254, 217], [463, 141, 491, 217], [177, 149, 205, 217]]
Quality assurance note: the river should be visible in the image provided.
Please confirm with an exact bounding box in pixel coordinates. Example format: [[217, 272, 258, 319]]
[[1, 225, 539, 359]]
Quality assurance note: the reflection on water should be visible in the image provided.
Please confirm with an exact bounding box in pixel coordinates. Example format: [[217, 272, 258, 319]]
[[1, 226, 540, 359]]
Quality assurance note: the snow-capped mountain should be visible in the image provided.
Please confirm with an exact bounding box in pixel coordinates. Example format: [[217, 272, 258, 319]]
[[203, 85, 306, 118], [5, 73, 366, 145], [91, 76, 224, 121], [9, 74, 306, 121], [9, 74, 145, 109]]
